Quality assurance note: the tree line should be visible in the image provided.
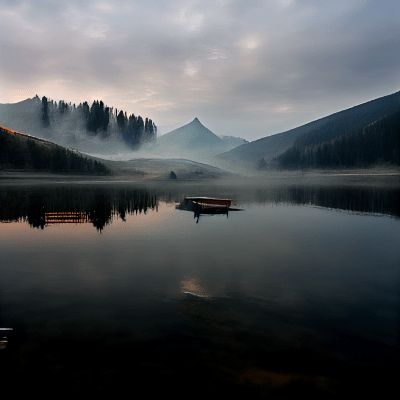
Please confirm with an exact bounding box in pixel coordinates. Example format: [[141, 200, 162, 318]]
[[40, 95, 157, 148]]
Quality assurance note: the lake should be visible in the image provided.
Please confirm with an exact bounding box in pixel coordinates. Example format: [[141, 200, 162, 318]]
[[0, 181, 399, 398]]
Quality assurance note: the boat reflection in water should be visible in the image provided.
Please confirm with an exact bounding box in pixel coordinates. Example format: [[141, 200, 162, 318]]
[[176, 197, 243, 223]]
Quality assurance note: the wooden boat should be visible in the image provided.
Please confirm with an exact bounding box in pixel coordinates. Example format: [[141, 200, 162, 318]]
[[185, 197, 232, 208], [178, 198, 242, 223]]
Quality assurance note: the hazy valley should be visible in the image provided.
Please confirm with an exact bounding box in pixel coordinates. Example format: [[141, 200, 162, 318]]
[[1, 90, 399, 180]]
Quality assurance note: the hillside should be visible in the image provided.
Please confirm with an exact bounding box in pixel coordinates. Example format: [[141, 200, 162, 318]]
[[0, 125, 233, 180], [216, 90, 400, 171], [0, 125, 111, 175], [274, 109, 400, 169]]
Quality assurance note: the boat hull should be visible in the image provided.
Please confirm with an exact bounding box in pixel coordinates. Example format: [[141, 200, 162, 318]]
[[185, 197, 232, 207]]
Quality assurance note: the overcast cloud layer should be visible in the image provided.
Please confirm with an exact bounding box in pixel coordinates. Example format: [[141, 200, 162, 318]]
[[0, 0, 399, 140]]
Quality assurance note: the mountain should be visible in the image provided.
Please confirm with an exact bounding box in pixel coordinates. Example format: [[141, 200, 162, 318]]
[[144, 118, 247, 163], [0, 97, 43, 134], [216, 90, 400, 171], [157, 118, 221, 149]]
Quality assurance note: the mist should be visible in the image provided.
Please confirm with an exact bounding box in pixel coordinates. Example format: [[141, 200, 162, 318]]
[[0, 97, 161, 160]]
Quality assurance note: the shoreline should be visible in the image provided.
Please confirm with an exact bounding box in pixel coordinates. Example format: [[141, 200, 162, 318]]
[[0, 165, 399, 188]]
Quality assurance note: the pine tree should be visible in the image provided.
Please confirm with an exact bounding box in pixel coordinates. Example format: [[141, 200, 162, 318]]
[[41, 96, 50, 127]]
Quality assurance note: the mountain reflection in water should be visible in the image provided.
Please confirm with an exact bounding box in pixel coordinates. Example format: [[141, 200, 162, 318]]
[[0, 185, 398, 231]]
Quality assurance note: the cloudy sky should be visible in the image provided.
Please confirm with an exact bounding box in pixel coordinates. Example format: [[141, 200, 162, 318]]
[[0, 0, 399, 140]]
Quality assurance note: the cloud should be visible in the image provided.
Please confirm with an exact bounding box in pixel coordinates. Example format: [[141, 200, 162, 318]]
[[0, 0, 399, 140], [238, 34, 261, 50], [174, 6, 204, 33]]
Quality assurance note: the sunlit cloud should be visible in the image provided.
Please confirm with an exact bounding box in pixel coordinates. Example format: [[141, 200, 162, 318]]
[[239, 34, 261, 49]]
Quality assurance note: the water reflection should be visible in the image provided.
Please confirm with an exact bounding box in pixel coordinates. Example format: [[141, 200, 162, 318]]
[[181, 278, 210, 297], [254, 186, 400, 217], [0, 184, 398, 231], [0, 182, 398, 397], [0, 186, 158, 232]]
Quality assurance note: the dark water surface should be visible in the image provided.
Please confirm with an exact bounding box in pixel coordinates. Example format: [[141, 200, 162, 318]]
[[0, 183, 399, 398]]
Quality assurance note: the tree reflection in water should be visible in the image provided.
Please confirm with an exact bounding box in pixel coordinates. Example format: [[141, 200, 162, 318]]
[[0, 184, 398, 231], [0, 186, 158, 232]]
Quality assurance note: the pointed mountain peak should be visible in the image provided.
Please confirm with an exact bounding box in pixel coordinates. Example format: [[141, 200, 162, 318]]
[[157, 117, 222, 149]]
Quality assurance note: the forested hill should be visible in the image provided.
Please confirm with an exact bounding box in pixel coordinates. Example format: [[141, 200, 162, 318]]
[[216, 90, 400, 171], [0, 126, 111, 175], [0, 96, 157, 153], [273, 109, 400, 169]]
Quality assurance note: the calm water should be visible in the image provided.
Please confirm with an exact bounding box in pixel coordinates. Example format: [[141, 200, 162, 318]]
[[0, 183, 399, 398]]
